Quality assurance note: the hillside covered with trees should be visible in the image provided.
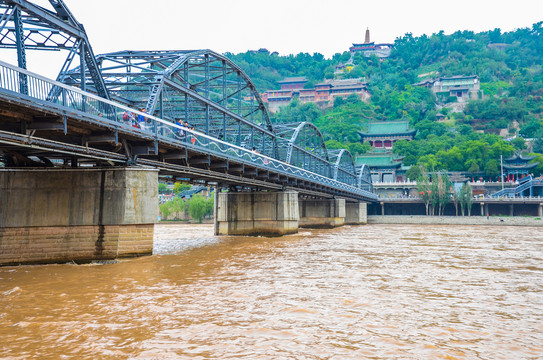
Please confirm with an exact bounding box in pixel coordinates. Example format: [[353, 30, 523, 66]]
[[226, 22, 543, 176]]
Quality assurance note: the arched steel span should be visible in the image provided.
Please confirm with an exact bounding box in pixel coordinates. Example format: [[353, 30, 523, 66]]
[[0, 1, 374, 196], [358, 164, 373, 193], [0, 0, 109, 99], [329, 149, 357, 186], [274, 122, 331, 178], [59, 49, 278, 158]]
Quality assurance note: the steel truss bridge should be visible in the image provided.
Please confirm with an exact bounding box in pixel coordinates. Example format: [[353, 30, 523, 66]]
[[0, 0, 376, 202]]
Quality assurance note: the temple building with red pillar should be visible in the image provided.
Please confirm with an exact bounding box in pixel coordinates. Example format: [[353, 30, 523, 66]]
[[503, 153, 537, 181], [358, 120, 416, 149]]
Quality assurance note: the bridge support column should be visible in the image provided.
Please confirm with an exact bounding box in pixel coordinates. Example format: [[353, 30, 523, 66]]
[[215, 191, 299, 236], [539, 204, 543, 217], [480, 202, 485, 216], [345, 202, 367, 225], [299, 198, 345, 228], [0, 168, 158, 266], [380, 202, 385, 216], [509, 204, 514, 216]]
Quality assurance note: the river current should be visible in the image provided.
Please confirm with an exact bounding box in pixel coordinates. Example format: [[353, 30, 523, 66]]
[[1, 224, 542, 359]]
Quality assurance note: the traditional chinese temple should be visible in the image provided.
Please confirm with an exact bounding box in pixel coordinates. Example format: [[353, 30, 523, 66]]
[[261, 78, 369, 112], [358, 120, 416, 148], [349, 28, 393, 58], [355, 150, 410, 182], [277, 77, 308, 90], [413, 75, 481, 102], [503, 153, 537, 181]]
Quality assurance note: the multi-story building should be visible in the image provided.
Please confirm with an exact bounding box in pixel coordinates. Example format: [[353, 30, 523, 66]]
[[358, 120, 416, 148], [355, 150, 411, 183], [356, 120, 416, 183], [277, 77, 308, 90], [414, 75, 482, 102], [261, 78, 369, 112]]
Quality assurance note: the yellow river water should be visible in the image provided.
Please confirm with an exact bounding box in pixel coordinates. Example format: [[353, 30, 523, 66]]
[[1, 223, 542, 359]]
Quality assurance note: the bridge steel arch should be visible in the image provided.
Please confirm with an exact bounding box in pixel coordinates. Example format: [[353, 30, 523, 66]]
[[59, 50, 278, 158], [0, 0, 109, 99], [357, 164, 373, 193], [329, 149, 357, 186], [274, 122, 331, 178], [0, 0, 376, 201]]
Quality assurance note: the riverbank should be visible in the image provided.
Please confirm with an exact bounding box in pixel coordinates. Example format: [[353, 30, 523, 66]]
[[368, 215, 543, 226]]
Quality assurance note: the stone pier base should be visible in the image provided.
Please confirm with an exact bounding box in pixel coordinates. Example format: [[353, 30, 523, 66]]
[[215, 191, 299, 236], [345, 202, 367, 225], [0, 168, 158, 265], [299, 199, 345, 228], [0, 224, 153, 265]]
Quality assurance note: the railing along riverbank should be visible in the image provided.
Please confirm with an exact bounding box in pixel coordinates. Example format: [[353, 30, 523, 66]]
[[367, 215, 543, 226]]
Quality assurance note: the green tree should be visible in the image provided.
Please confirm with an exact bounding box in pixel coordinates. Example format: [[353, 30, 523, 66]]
[[159, 202, 174, 220], [333, 96, 345, 108], [459, 183, 473, 216], [484, 159, 500, 179], [405, 164, 423, 181], [511, 137, 527, 151], [416, 170, 432, 215], [520, 120, 542, 138], [533, 135, 543, 154], [173, 182, 191, 194], [451, 184, 460, 216], [467, 160, 480, 176], [206, 193, 215, 218], [158, 183, 169, 194], [188, 195, 208, 223], [437, 172, 452, 216], [171, 197, 186, 219]]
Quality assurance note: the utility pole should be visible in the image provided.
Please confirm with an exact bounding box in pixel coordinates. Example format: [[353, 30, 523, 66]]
[[500, 154, 504, 190]]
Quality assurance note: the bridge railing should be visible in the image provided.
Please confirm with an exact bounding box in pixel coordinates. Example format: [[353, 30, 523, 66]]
[[0, 60, 377, 200]]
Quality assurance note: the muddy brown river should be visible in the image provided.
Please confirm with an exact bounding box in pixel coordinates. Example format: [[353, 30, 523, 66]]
[[1, 224, 542, 359]]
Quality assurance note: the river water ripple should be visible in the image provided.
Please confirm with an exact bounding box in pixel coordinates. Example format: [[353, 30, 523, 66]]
[[1, 224, 542, 359]]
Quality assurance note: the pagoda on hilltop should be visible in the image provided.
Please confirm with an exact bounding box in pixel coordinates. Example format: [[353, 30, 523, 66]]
[[349, 28, 393, 58]]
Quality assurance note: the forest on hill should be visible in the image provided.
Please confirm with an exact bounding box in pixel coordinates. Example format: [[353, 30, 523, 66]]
[[226, 22, 543, 176]]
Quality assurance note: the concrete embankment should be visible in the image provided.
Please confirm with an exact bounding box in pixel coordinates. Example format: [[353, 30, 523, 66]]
[[368, 215, 543, 226]]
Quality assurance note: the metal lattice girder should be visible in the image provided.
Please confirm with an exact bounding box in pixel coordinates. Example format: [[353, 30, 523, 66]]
[[0, 1, 373, 195], [61, 49, 278, 158], [0, 0, 109, 99], [357, 164, 373, 192], [328, 149, 357, 186], [274, 122, 331, 178]]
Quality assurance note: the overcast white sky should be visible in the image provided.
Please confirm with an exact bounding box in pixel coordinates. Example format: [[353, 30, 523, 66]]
[[4, 0, 543, 77], [68, 0, 542, 57]]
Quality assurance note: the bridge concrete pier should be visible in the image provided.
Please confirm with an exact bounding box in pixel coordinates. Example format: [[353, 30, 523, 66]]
[[299, 198, 345, 228], [345, 202, 368, 225], [0, 168, 158, 265], [215, 191, 299, 236]]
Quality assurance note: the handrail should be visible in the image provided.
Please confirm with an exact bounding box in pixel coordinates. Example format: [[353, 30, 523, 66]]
[[0, 60, 377, 200]]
